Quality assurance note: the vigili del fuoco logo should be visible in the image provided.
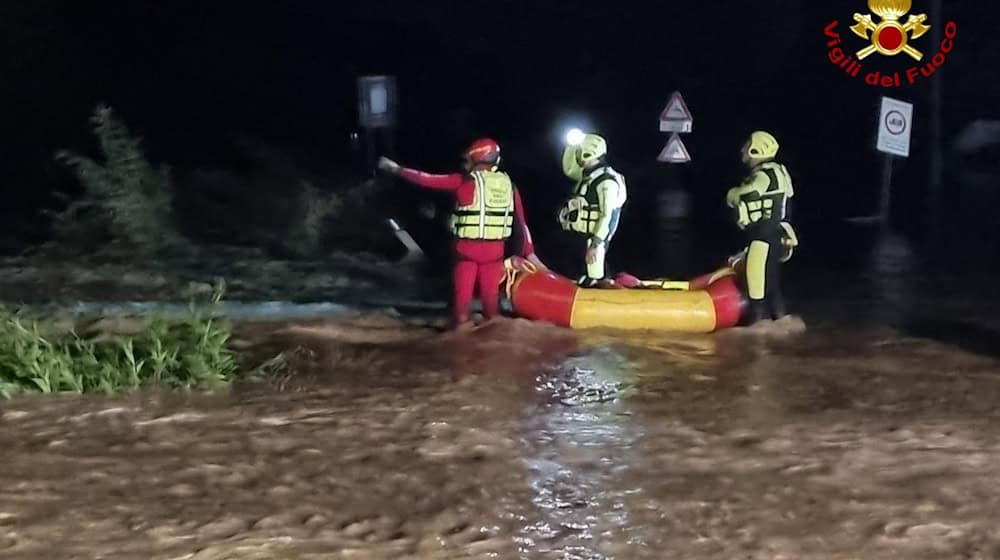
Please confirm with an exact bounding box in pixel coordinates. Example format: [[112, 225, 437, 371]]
[[824, 0, 957, 87]]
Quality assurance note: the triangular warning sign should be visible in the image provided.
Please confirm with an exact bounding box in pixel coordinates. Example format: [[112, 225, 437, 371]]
[[657, 133, 691, 163], [660, 91, 692, 122]]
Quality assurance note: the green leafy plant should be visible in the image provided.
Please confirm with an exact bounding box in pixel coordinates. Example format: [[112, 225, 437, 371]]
[[0, 282, 268, 400]]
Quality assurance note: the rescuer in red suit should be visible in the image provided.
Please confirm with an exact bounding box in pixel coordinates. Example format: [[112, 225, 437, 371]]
[[378, 138, 547, 329]]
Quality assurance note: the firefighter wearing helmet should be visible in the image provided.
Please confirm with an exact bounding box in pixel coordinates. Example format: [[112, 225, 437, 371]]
[[378, 139, 547, 329], [725, 130, 798, 324], [558, 132, 628, 288]]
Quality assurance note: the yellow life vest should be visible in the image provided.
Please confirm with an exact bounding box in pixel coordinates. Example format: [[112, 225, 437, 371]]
[[451, 170, 515, 240], [729, 161, 794, 230], [559, 167, 626, 235]]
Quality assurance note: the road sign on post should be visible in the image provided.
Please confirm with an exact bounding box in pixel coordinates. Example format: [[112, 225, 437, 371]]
[[659, 91, 693, 133], [357, 75, 398, 173], [874, 96, 913, 230], [657, 92, 693, 165], [657, 133, 691, 163], [652, 92, 694, 257], [357, 75, 397, 129], [876, 96, 913, 157]]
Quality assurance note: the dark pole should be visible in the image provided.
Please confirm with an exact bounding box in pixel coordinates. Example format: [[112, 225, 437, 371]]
[[386, 125, 396, 159], [880, 153, 894, 233], [366, 127, 376, 176]]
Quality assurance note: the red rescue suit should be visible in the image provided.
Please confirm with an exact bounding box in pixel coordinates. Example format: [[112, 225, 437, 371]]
[[397, 167, 536, 326]]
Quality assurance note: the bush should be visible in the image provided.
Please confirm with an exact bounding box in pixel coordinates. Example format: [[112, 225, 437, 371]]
[[177, 137, 394, 259], [0, 284, 264, 399], [48, 105, 190, 257], [320, 176, 403, 256], [46, 108, 394, 261], [284, 180, 343, 257]]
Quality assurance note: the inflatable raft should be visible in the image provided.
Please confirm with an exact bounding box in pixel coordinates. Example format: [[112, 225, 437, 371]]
[[502, 259, 747, 332]]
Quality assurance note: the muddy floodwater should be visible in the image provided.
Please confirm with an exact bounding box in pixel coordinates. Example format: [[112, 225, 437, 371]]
[[4, 259, 1000, 558]]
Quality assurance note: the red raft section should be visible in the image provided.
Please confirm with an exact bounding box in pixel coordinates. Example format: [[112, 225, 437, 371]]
[[703, 274, 745, 330], [508, 270, 578, 327]]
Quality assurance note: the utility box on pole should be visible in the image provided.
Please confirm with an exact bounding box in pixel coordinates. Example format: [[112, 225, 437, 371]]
[[357, 75, 397, 129], [357, 75, 398, 172]]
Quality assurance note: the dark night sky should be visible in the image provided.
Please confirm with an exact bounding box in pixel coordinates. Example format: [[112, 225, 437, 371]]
[[1, 1, 997, 255]]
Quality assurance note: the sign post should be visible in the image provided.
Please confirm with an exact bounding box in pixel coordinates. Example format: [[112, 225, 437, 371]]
[[875, 96, 913, 229], [655, 92, 694, 259], [657, 91, 693, 163], [357, 75, 398, 172]]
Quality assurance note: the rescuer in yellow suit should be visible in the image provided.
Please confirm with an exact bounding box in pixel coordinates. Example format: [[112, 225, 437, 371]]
[[558, 133, 628, 287], [725, 131, 798, 324]]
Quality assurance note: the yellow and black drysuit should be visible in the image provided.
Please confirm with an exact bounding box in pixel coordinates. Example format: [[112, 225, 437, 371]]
[[726, 159, 796, 323], [558, 134, 627, 287]]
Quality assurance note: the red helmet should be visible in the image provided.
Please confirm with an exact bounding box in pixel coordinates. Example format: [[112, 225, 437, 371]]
[[463, 138, 501, 167]]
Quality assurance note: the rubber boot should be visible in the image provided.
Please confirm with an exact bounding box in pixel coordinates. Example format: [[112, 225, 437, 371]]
[[744, 300, 769, 326], [768, 296, 788, 321]]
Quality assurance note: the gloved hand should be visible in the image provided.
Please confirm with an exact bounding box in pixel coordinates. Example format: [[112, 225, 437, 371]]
[[779, 221, 798, 263], [558, 198, 583, 231], [377, 156, 401, 175]]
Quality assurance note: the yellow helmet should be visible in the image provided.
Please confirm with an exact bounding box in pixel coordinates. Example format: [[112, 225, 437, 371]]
[[746, 130, 779, 159], [562, 133, 607, 180], [577, 134, 607, 166], [562, 146, 583, 181]]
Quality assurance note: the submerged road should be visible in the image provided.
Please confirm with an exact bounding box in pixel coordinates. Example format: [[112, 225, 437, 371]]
[[4, 233, 1000, 558]]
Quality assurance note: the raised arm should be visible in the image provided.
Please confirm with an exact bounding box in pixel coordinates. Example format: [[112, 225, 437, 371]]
[[378, 156, 463, 191], [397, 168, 464, 191]]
